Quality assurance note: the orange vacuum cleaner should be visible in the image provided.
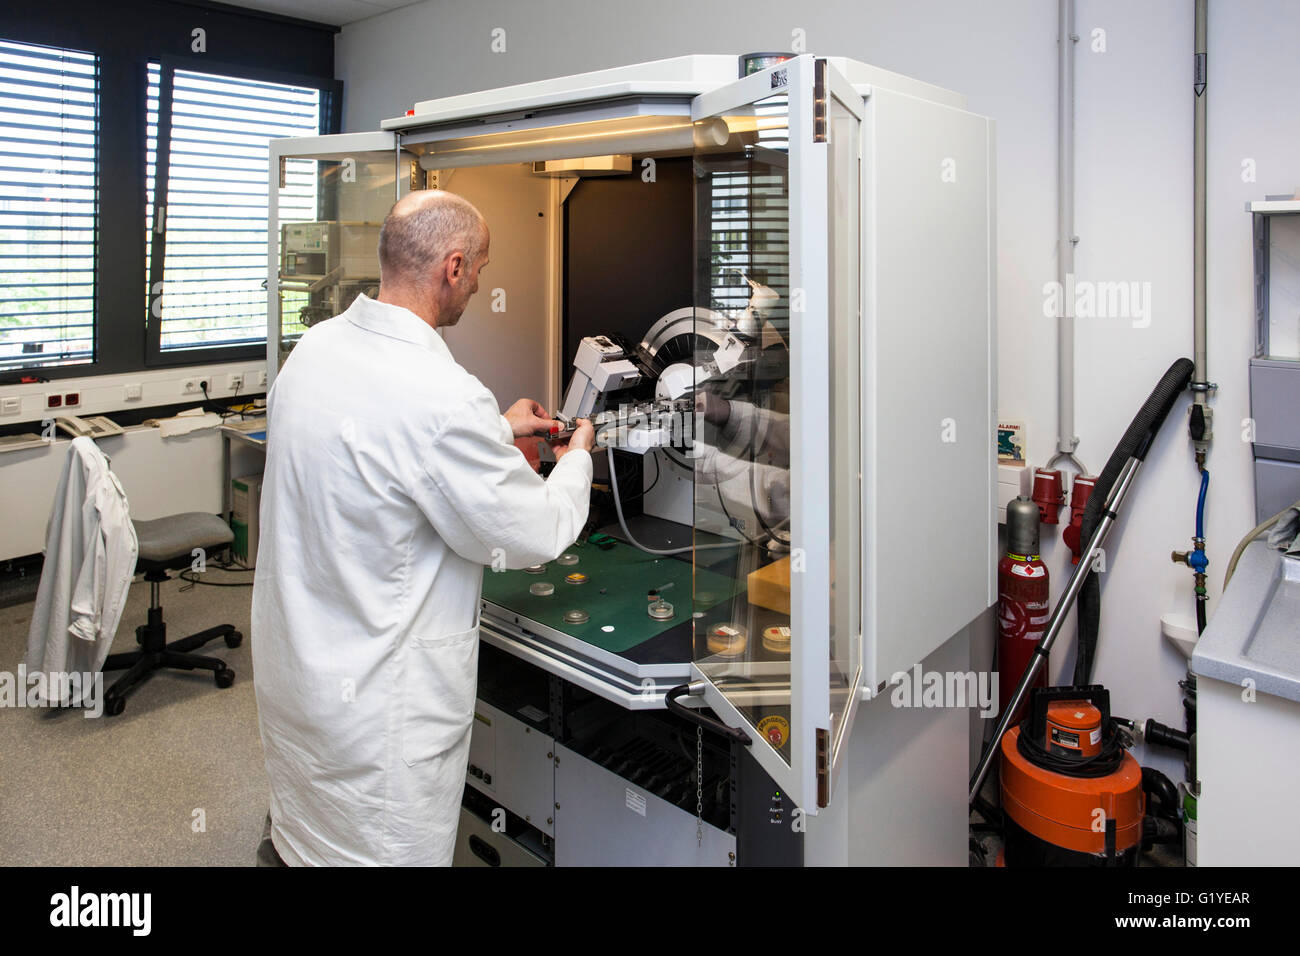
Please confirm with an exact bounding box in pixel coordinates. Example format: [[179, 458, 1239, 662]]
[[1000, 686, 1145, 866]]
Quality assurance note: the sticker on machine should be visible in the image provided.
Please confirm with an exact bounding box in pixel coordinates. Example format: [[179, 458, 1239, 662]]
[[1050, 728, 1078, 747], [757, 715, 790, 750], [516, 704, 547, 723], [625, 788, 647, 817]]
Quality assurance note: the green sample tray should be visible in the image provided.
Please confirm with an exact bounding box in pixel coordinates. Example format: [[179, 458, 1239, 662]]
[[480, 538, 740, 653]]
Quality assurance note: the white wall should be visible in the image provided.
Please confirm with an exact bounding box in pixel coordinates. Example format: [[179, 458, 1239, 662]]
[[332, 0, 1294, 778], [2, 427, 265, 561], [436, 164, 554, 410], [0, 359, 268, 560]]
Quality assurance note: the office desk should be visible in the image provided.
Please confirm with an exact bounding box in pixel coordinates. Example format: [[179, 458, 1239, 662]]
[[220, 419, 267, 526]]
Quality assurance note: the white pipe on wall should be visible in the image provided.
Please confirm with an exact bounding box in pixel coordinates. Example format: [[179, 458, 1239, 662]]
[[1192, 0, 1211, 431], [1049, 0, 1087, 475]]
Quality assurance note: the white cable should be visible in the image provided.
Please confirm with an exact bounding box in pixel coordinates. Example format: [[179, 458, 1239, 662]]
[[1223, 498, 1300, 589], [606, 445, 738, 556]]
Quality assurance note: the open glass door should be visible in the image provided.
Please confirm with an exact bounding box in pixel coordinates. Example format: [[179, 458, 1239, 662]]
[[267, 132, 407, 385], [689, 57, 864, 813]]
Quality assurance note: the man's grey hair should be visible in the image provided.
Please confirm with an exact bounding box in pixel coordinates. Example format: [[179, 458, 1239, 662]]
[[378, 190, 487, 286]]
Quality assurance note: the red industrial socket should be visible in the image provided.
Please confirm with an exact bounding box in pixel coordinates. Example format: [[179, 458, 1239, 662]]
[[1031, 468, 1065, 525], [1062, 475, 1097, 564]]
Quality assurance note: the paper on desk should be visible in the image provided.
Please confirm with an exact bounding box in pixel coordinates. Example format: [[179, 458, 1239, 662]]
[[156, 411, 223, 437], [0, 433, 49, 453]]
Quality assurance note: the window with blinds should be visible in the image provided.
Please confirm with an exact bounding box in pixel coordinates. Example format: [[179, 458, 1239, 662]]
[[706, 97, 789, 323], [147, 64, 320, 354], [0, 39, 98, 371]]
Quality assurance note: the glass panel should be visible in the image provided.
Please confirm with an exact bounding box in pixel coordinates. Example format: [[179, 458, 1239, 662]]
[[1265, 215, 1300, 359], [692, 91, 794, 763], [274, 155, 393, 368], [826, 92, 861, 752]]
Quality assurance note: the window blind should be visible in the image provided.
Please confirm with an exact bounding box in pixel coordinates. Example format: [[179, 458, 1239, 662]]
[[147, 65, 319, 352], [0, 38, 97, 370]]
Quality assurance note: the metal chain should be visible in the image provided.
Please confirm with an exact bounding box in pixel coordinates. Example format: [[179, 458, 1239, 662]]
[[696, 725, 704, 848]]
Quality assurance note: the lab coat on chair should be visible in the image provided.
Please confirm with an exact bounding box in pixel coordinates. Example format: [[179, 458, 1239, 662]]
[[252, 294, 591, 866], [25, 436, 138, 705]]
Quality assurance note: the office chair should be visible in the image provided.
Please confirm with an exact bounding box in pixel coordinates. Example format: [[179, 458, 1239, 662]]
[[102, 513, 243, 716]]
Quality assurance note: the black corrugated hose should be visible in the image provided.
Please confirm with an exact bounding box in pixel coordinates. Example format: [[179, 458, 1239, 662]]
[[1072, 358, 1196, 686]]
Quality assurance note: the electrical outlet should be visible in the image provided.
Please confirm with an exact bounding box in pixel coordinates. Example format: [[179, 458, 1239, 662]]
[[256, 370, 267, 389], [63, 392, 79, 407], [1, 397, 20, 416], [227, 373, 244, 391], [46, 393, 63, 409], [182, 379, 199, 395], [124, 383, 143, 401]]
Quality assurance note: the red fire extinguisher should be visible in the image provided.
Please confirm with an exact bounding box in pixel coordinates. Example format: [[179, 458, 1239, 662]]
[[998, 496, 1050, 724]]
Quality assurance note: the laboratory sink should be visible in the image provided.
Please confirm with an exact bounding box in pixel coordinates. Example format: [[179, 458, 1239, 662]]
[[1192, 540, 1300, 702]]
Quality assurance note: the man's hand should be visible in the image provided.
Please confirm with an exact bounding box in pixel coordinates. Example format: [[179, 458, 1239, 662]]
[[505, 398, 560, 439], [552, 419, 594, 460], [696, 391, 731, 427]]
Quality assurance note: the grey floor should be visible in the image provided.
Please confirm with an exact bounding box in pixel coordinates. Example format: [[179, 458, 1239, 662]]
[[0, 567, 265, 866]]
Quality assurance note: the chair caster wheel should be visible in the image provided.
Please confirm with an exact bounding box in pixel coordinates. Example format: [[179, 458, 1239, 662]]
[[105, 697, 125, 717], [225, 630, 243, 648], [215, 668, 235, 689]]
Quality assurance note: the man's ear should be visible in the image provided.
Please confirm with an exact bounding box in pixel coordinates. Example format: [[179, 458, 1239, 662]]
[[445, 251, 465, 281]]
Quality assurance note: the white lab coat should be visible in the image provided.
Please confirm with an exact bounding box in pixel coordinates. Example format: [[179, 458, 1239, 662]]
[[25, 437, 139, 704], [694, 402, 791, 527], [251, 294, 591, 866]]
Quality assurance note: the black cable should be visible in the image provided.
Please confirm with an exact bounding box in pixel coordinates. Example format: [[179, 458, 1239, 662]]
[[642, 450, 661, 497], [1015, 717, 1127, 778], [614, 449, 661, 503], [714, 482, 763, 546], [201, 381, 246, 421], [179, 560, 255, 589], [178, 574, 253, 588]]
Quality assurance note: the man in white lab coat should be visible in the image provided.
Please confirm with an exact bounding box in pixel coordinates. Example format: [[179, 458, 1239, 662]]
[[252, 190, 594, 866]]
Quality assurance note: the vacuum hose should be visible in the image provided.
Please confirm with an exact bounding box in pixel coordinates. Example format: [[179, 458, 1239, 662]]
[[970, 358, 1195, 804], [1073, 358, 1195, 685]]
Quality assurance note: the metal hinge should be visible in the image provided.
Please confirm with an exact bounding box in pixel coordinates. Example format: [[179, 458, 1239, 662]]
[[816, 727, 830, 807], [410, 160, 427, 191], [813, 59, 828, 143]]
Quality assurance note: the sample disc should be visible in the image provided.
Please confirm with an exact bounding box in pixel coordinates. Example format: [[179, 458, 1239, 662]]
[[707, 623, 748, 658], [648, 600, 675, 620], [762, 625, 791, 656]]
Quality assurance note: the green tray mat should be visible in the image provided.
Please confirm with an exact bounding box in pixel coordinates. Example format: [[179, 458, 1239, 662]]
[[480, 538, 741, 653]]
